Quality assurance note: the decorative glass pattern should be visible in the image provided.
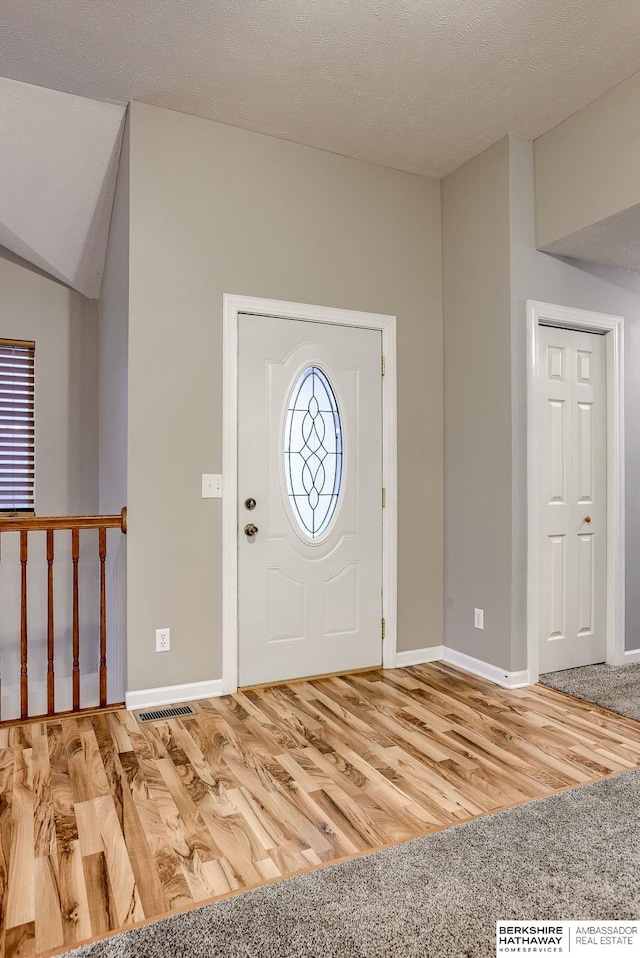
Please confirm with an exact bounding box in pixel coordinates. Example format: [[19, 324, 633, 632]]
[[284, 366, 343, 538]]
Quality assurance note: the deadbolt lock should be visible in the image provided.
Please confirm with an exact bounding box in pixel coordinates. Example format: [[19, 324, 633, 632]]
[[244, 523, 259, 538], [244, 497, 257, 511]]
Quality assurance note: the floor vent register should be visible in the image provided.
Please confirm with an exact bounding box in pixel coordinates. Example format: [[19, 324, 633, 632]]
[[136, 704, 197, 723]]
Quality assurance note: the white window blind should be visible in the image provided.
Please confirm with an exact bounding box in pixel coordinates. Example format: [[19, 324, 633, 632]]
[[0, 339, 35, 513]]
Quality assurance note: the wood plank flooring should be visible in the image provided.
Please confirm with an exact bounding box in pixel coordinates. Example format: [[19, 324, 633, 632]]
[[2, 662, 640, 957]]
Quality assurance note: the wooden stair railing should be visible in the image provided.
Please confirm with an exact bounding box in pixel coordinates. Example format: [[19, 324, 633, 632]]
[[0, 507, 127, 720]]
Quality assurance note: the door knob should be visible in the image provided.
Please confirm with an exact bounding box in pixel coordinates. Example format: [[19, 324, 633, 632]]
[[244, 523, 259, 537], [584, 516, 592, 523]]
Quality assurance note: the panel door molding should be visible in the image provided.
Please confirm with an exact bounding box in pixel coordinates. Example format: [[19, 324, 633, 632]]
[[237, 313, 383, 687], [538, 324, 607, 672]]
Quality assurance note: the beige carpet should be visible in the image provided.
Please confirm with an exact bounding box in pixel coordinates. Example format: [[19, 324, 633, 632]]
[[540, 662, 640, 722]]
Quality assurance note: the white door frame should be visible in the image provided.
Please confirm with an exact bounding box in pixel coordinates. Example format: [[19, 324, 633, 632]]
[[222, 294, 398, 694], [526, 300, 625, 683]]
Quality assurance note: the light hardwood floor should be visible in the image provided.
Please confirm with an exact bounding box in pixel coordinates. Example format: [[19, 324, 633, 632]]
[[2, 662, 640, 957]]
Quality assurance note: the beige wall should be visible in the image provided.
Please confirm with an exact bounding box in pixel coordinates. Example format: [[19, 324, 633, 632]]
[[127, 101, 443, 693], [0, 246, 99, 715], [99, 115, 130, 701], [443, 131, 640, 676], [535, 71, 640, 249], [442, 138, 514, 671], [0, 246, 98, 516], [99, 117, 129, 516], [511, 134, 640, 660]]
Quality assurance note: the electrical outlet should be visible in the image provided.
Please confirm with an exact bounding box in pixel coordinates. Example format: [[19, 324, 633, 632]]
[[202, 474, 222, 498], [474, 608, 484, 630], [156, 628, 170, 652]]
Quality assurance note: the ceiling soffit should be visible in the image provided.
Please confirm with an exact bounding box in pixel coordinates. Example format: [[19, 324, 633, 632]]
[[0, 77, 126, 298]]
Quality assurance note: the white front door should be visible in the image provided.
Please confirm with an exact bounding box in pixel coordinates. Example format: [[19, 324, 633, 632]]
[[538, 324, 607, 672], [238, 313, 383, 687]]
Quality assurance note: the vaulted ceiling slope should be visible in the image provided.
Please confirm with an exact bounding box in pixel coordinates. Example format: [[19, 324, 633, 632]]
[[2, 0, 640, 178], [0, 77, 125, 298], [543, 204, 640, 273]]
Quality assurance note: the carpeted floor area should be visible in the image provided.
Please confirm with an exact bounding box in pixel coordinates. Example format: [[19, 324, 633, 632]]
[[540, 662, 640, 721], [68, 770, 640, 958]]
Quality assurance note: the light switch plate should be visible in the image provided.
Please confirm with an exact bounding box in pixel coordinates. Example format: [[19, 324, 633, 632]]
[[202, 474, 222, 498]]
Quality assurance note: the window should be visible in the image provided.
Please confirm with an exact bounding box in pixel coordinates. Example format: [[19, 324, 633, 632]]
[[0, 339, 35, 514], [284, 365, 343, 538]]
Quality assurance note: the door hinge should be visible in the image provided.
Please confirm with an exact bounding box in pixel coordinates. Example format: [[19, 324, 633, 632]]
[[381, 617, 386, 639], [381, 355, 386, 376], [382, 487, 386, 508]]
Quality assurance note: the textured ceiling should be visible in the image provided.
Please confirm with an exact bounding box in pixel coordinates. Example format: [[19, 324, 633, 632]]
[[2, 0, 640, 177], [542, 204, 640, 274], [0, 78, 125, 298]]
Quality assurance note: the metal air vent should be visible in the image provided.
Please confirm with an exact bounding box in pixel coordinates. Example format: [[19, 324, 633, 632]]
[[136, 704, 197, 723]]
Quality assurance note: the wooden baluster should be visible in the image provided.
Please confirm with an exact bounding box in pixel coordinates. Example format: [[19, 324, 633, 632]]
[[47, 529, 55, 715], [72, 528, 80, 711], [20, 530, 28, 719], [99, 527, 107, 707], [0, 511, 125, 722], [0, 531, 2, 723]]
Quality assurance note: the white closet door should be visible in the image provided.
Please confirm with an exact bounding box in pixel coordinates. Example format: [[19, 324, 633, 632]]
[[539, 325, 607, 672]]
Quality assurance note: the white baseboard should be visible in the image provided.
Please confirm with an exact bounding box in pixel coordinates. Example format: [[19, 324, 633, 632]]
[[506, 669, 531, 688], [623, 648, 640, 664], [442, 647, 530, 689], [395, 646, 444, 667], [394, 646, 531, 689], [125, 647, 536, 710], [126, 678, 223, 711]]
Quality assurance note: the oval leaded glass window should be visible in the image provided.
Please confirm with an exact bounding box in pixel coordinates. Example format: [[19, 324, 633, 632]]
[[284, 366, 343, 538]]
